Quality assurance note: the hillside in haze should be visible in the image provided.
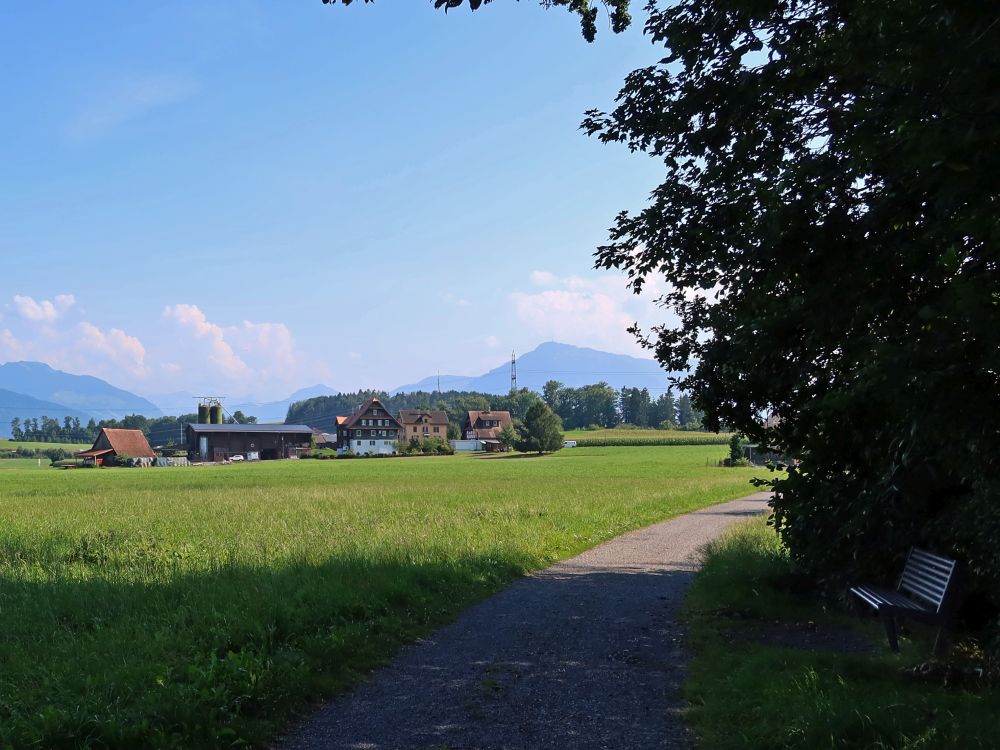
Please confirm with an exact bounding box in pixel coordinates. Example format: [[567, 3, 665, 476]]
[[392, 342, 675, 395], [0, 388, 91, 439], [0, 362, 162, 421]]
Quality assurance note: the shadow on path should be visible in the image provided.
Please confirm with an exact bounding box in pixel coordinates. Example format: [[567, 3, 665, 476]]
[[281, 494, 771, 750]]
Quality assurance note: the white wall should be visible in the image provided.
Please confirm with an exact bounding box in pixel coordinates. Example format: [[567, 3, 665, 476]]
[[352, 439, 397, 456]]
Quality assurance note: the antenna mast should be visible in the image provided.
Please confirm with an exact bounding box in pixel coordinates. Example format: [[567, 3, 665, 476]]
[[510, 350, 517, 393]]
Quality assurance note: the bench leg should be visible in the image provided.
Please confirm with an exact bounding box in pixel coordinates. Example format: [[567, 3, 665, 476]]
[[932, 627, 947, 657], [881, 612, 899, 652]]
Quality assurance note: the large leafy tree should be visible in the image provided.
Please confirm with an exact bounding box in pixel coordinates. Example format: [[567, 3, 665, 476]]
[[321, 0, 634, 42], [321, 0, 1000, 617], [516, 402, 565, 453], [583, 0, 1000, 609]]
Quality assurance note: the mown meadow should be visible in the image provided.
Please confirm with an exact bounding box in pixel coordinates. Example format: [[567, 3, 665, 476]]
[[0, 446, 759, 748]]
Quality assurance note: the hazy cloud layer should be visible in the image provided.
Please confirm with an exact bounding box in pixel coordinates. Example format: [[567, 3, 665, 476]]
[[510, 271, 664, 356], [67, 73, 198, 140]]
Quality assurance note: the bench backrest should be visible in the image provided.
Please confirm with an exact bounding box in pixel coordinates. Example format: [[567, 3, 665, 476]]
[[898, 548, 957, 612]]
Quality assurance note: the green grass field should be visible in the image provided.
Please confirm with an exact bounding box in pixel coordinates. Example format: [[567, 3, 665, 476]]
[[0, 439, 91, 452], [0, 446, 758, 748], [563, 427, 731, 446], [684, 518, 999, 749], [0, 457, 54, 470]]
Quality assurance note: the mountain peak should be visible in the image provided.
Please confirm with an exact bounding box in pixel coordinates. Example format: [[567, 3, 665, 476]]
[[392, 341, 671, 395]]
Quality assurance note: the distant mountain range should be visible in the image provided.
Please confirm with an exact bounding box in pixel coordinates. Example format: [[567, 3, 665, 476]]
[[0, 362, 161, 425], [392, 341, 674, 395], [0, 343, 673, 437]]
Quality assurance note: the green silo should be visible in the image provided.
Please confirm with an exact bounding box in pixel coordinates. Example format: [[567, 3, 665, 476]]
[[210, 405, 223, 424], [198, 404, 210, 424]]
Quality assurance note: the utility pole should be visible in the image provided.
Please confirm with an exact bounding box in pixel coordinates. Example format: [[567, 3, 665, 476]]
[[510, 350, 517, 393], [437, 370, 441, 393]]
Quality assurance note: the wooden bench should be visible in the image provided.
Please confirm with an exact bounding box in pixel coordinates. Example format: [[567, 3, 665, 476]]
[[850, 548, 959, 653]]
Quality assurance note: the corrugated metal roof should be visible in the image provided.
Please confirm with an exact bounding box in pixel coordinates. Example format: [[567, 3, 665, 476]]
[[185, 423, 313, 434]]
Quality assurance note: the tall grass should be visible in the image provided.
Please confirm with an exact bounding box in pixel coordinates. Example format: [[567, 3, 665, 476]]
[[563, 428, 730, 447], [0, 446, 757, 748]]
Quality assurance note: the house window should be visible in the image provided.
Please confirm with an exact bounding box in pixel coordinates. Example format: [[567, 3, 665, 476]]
[[373, 409, 380, 415], [423, 426, 429, 434], [434, 426, 440, 433], [355, 440, 361, 447], [370, 440, 376, 446]]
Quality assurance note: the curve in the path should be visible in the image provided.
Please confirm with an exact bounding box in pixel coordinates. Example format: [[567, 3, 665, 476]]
[[281, 492, 772, 750]]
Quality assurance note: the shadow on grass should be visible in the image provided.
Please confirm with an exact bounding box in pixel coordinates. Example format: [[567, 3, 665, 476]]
[[0, 552, 540, 749], [473, 453, 550, 460]]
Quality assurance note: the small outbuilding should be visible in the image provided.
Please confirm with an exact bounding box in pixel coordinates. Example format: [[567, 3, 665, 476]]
[[77, 428, 156, 466], [185, 423, 313, 462]]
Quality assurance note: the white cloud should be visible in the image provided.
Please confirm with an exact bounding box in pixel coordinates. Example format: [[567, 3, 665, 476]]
[[510, 271, 666, 355], [163, 304, 252, 379], [162, 304, 305, 393], [67, 73, 198, 140], [12, 294, 75, 323], [0, 329, 25, 359], [76, 322, 147, 377], [442, 292, 471, 307], [485, 335, 500, 349]]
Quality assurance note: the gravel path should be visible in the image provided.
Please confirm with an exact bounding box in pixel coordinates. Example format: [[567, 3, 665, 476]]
[[280, 492, 772, 750]]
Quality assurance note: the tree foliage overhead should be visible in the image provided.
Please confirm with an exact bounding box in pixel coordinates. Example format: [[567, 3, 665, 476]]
[[584, 0, 1000, 611], [320, 0, 634, 42]]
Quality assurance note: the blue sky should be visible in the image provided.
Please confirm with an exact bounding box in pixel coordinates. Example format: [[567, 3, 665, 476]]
[[1, 1, 670, 400]]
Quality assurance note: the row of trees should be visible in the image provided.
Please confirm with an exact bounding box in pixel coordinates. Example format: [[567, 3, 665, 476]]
[[540, 381, 703, 430], [8, 410, 257, 447], [287, 383, 705, 436], [287, 388, 547, 440]]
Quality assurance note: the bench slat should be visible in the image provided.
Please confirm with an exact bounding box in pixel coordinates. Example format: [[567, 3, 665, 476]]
[[850, 585, 926, 612], [900, 577, 948, 610], [908, 550, 956, 574], [905, 556, 954, 582], [900, 568, 950, 595]]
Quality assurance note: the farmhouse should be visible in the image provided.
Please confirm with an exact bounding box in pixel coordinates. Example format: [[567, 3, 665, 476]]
[[185, 423, 313, 462], [398, 409, 449, 442], [455, 409, 514, 452], [338, 398, 403, 455], [465, 410, 512, 439], [77, 428, 156, 466]]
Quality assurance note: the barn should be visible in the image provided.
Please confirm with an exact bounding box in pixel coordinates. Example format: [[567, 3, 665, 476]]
[[185, 423, 313, 462], [77, 428, 156, 466]]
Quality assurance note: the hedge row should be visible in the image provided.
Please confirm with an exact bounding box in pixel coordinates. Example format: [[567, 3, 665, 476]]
[[572, 436, 729, 447]]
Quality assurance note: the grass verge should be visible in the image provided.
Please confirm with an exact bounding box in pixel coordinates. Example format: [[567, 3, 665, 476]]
[[683, 517, 1000, 749]]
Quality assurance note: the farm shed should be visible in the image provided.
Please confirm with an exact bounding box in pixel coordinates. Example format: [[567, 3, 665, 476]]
[[77, 428, 156, 466], [185, 423, 313, 462]]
